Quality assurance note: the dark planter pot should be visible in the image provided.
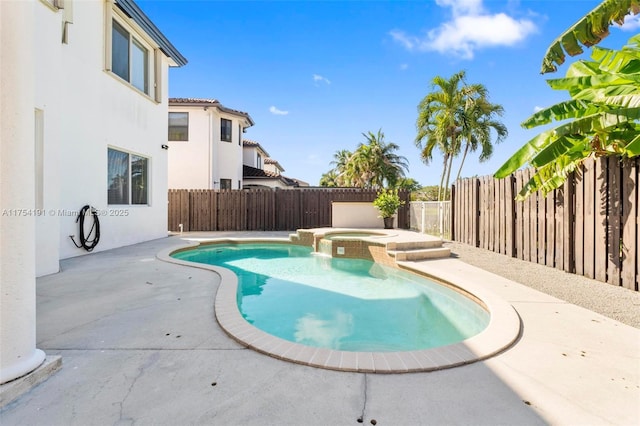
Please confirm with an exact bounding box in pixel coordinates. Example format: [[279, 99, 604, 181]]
[[383, 217, 394, 229]]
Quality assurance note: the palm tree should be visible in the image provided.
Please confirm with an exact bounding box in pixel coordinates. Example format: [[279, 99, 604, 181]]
[[351, 130, 409, 189], [319, 170, 339, 187], [321, 131, 409, 189], [329, 149, 354, 186], [456, 95, 508, 181], [415, 71, 466, 201], [416, 71, 505, 200]]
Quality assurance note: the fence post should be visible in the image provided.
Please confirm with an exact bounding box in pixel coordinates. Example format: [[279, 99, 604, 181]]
[[451, 183, 456, 241], [473, 178, 480, 247], [505, 175, 516, 257]]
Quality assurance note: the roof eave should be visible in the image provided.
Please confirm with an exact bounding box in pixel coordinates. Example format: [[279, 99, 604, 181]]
[[115, 0, 188, 67]]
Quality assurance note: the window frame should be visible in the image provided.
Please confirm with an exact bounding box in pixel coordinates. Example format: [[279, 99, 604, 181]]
[[220, 178, 232, 190], [221, 118, 232, 143], [106, 7, 159, 101], [107, 147, 150, 206], [168, 112, 189, 141]]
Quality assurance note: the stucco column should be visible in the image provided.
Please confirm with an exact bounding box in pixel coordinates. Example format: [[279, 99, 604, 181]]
[[0, 0, 46, 384]]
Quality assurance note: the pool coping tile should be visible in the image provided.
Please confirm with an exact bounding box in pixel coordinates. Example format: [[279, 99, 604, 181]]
[[355, 352, 375, 373]]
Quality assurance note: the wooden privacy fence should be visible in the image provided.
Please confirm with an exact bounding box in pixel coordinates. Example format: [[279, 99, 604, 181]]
[[168, 188, 410, 232], [452, 157, 638, 291]]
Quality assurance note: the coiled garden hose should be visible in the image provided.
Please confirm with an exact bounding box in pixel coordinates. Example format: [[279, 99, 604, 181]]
[[70, 205, 100, 252]]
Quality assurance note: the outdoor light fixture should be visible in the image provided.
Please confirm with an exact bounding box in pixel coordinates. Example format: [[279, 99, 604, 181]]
[[161, 144, 169, 150]]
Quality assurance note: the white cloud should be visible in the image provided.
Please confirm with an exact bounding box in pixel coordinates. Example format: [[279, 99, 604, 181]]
[[436, 0, 483, 15], [533, 105, 544, 112], [618, 13, 640, 31], [313, 74, 331, 85], [269, 106, 289, 115], [399, 63, 409, 70], [390, 0, 537, 59]]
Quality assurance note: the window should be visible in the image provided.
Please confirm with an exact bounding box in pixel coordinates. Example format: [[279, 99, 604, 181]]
[[108, 148, 149, 205], [111, 19, 150, 95], [221, 118, 232, 142], [220, 179, 232, 190], [168, 112, 188, 141], [257, 153, 262, 169]]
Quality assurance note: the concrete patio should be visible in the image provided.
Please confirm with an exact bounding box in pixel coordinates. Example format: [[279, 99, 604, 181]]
[[1, 232, 638, 425]]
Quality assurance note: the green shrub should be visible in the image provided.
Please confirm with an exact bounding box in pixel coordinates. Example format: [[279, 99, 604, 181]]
[[373, 189, 404, 218]]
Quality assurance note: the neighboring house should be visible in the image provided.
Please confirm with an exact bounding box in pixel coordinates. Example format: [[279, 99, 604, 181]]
[[0, 0, 186, 385], [242, 165, 307, 189], [242, 140, 308, 189], [168, 98, 254, 190], [242, 139, 270, 170], [264, 158, 285, 176]]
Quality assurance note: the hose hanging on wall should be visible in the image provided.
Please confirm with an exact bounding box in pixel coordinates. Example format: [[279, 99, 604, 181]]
[[70, 205, 100, 252]]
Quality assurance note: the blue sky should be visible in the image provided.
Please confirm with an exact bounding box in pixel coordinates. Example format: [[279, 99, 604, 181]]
[[138, 0, 639, 186]]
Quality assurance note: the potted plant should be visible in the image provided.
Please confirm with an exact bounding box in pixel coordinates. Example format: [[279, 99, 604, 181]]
[[373, 188, 404, 229]]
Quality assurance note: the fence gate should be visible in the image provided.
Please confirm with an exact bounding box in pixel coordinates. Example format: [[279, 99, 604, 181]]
[[409, 201, 451, 240]]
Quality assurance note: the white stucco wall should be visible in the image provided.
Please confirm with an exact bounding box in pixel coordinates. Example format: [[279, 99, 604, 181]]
[[242, 146, 256, 167], [216, 112, 243, 189], [168, 107, 212, 189], [0, 0, 46, 384], [331, 202, 392, 228], [34, 0, 174, 274], [169, 107, 245, 190], [263, 163, 281, 175]]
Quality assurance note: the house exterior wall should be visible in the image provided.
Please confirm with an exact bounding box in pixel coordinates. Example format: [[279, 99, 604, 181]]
[[243, 179, 290, 189], [242, 146, 258, 168], [263, 163, 282, 176], [33, 0, 174, 275], [0, 0, 46, 384], [168, 106, 245, 190], [216, 112, 243, 189], [168, 107, 212, 189]]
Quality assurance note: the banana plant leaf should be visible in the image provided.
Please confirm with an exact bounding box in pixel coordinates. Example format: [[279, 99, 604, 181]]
[[516, 150, 585, 200], [623, 132, 640, 155], [540, 0, 640, 74]]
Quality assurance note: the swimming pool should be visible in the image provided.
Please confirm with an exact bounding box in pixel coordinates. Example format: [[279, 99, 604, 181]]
[[160, 230, 521, 373], [173, 243, 490, 352]]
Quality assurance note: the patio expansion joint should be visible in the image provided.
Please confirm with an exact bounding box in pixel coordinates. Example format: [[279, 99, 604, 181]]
[[357, 373, 369, 425]]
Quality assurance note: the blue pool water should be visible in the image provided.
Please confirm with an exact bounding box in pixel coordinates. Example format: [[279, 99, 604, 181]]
[[173, 243, 490, 352]]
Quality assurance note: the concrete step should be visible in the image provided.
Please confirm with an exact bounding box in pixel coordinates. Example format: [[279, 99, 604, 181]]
[[289, 233, 301, 242], [387, 239, 444, 251], [387, 247, 451, 261]]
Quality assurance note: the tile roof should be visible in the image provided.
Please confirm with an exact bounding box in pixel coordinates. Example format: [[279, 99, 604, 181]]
[[169, 98, 219, 105], [242, 165, 301, 187], [242, 139, 270, 157], [264, 157, 284, 171], [169, 98, 254, 126]]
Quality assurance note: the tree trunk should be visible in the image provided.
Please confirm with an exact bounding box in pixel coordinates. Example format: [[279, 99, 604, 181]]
[[456, 143, 470, 182], [444, 152, 455, 201], [438, 154, 449, 202]]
